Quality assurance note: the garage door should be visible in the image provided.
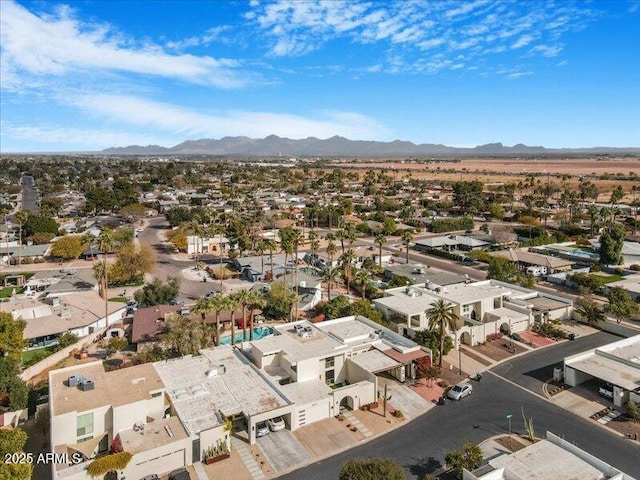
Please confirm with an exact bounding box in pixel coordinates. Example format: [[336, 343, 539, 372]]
[[297, 401, 330, 426], [135, 449, 185, 475]]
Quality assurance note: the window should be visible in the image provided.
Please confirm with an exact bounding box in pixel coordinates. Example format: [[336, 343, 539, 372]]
[[410, 315, 421, 328], [151, 392, 162, 398], [77, 413, 94, 438], [325, 369, 335, 385], [324, 357, 334, 369]]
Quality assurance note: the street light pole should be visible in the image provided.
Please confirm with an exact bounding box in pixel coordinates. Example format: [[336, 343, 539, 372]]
[[457, 334, 462, 375]]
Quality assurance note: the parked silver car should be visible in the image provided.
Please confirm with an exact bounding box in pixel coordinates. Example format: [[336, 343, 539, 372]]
[[267, 416, 286, 432], [447, 382, 473, 400], [256, 421, 270, 437]]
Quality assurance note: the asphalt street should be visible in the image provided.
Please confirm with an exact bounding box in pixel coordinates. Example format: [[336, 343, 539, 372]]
[[280, 334, 640, 480], [492, 331, 621, 395], [138, 217, 222, 301], [20, 175, 40, 213]]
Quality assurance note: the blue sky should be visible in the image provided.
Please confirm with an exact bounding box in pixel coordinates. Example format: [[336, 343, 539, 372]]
[[1, 0, 639, 152]]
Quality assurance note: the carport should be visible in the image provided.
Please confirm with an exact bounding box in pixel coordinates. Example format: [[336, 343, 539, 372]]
[[351, 349, 403, 380]]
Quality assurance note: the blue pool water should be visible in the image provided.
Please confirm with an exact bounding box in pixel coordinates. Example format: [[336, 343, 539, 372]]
[[219, 327, 274, 345]]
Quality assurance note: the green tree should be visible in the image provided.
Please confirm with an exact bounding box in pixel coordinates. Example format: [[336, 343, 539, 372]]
[[605, 287, 640, 324], [134, 277, 181, 306], [50, 235, 85, 260], [323, 295, 351, 319], [0, 312, 26, 365], [163, 314, 213, 355], [489, 202, 506, 220], [452, 181, 485, 214], [599, 223, 626, 265], [426, 299, 460, 367], [574, 297, 606, 326], [247, 290, 267, 341], [339, 458, 406, 480], [413, 329, 454, 363], [445, 442, 483, 479], [264, 281, 296, 320], [119, 203, 146, 223], [8, 378, 28, 410], [109, 241, 156, 285], [58, 332, 79, 348], [0, 428, 32, 480], [346, 299, 384, 324], [354, 269, 372, 299], [487, 257, 519, 283], [22, 213, 58, 238]]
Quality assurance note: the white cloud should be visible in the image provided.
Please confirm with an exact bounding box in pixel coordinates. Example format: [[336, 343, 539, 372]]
[[530, 44, 563, 57], [0, 1, 246, 89], [246, 0, 599, 75], [506, 71, 533, 79], [64, 93, 391, 141]]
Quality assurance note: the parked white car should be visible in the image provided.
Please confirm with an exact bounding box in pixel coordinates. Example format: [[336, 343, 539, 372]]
[[267, 416, 286, 432], [447, 382, 473, 400], [256, 421, 270, 437]]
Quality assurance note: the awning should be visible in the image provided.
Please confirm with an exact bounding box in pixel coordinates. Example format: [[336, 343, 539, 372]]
[[67, 432, 107, 459], [350, 349, 401, 373]]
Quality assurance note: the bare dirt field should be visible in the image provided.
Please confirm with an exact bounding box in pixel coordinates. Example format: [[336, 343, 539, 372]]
[[324, 157, 639, 195]]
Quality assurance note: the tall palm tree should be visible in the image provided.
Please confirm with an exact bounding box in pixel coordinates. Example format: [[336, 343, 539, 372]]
[[15, 210, 28, 266], [374, 233, 387, 268], [354, 268, 372, 300], [247, 290, 267, 341], [426, 299, 460, 367], [226, 292, 240, 346], [264, 238, 277, 282], [341, 248, 356, 295], [400, 229, 414, 264], [235, 289, 251, 342], [97, 228, 114, 324], [289, 228, 303, 319], [308, 230, 319, 258], [209, 295, 226, 346], [322, 266, 341, 301], [326, 237, 337, 266], [190, 216, 203, 270], [255, 240, 266, 279], [280, 236, 293, 286]]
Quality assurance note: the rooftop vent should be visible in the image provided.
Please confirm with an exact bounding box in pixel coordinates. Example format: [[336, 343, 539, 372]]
[[68, 375, 83, 387], [131, 377, 146, 385]]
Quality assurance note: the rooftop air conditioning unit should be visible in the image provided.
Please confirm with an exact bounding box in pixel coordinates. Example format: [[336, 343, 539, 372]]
[[79, 379, 94, 391], [68, 375, 82, 387]]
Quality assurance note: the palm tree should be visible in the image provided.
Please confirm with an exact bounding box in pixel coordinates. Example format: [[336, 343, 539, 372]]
[[341, 248, 356, 295], [81, 231, 96, 261], [322, 266, 341, 301], [247, 290, 267, 341], [426, 299, 460, 367], [190, 216, 203, 270], [575, 300, 606, 327], [289, 228, 303, 319], [354, 269, 372, 300], [264, 238, 276, 282], [98, 228, 114, 324], [255, 240, 266, 279], [209, 295, 226, 345], [374, 233, 387, 268], [326, 237, 337, 266], [15, 210, 28, 266], [236, 289, 251, 342], [400, 229, 414, 264], [308, 230, 319, 258], [587, 204, 599, 237], [226, 292, 240, 346], [193, 296, 211, 326], [280, 236, 293, 286]]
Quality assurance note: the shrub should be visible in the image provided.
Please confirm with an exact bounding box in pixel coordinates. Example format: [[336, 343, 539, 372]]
[[486, 332, 503, 341], [339, 458, 406, 480], [511, 333, 522, 342], [107, 337, 128, 352], [392, 410, 404, 418], [630, 264, 640, 271], [87, 452, 132, 477], [625, 400, 640, 423]]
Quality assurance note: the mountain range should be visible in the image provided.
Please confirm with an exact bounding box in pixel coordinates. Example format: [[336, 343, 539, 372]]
[[101, 135, 640, 156]]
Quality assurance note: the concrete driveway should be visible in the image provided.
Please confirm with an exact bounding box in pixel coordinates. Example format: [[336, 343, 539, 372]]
[[257, 429, 312, 473], [378, 376, 431, 420]]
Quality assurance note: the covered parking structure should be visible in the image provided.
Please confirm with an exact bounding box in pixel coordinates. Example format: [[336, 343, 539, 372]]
[[564, 335, 640, 409]]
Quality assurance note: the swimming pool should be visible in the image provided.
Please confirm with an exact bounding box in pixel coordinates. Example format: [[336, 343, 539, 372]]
[[219, 326, 274, 345]]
